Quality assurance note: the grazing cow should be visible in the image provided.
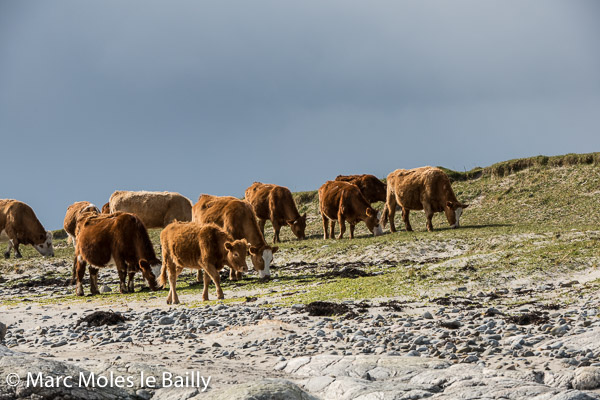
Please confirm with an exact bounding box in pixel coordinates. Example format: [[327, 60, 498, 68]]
[[318, 181, 383, 239], [159, 222, 250, 303], [382, 166, 469, 232], [192, 194, 278, 280], [73, 212, 161, 296], [335, 174, 387, 204], [244, 182, 307, 243], [0, 199, 54, 259], [101, 202, 110, 214], [63, 201, 100, 247], [108, 191, 192, 228]]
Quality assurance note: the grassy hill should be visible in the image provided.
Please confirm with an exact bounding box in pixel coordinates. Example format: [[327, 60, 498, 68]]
[[2, 152, 600, 308]]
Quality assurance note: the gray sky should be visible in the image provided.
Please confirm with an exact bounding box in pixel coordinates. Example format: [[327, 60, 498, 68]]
[[1, 0, 599, 229]]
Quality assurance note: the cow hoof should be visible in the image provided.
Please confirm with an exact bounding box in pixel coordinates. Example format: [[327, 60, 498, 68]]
[[15, 253, 22, 259], [3, 252, 9, 259]]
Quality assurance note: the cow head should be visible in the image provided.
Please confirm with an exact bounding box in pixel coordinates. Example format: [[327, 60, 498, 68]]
[[249, 245, 278, 280], [224, 240, 250, 274], [33, 231, 54, 257], [365, 208, 383, 236], [287, 213, 307, 240], [139, 259, 161, 291], [445, 201, 470, 228]]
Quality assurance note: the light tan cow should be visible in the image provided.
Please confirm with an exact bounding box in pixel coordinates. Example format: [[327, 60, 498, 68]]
[[383, 166, 469, 232], [108, 190, 192, 228]]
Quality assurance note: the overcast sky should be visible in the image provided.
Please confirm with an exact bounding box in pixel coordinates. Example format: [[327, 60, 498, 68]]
[[1, 1, 599, 229]]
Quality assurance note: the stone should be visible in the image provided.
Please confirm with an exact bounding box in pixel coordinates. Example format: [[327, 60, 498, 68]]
[[0, 322, 6, 342], [205, 379, 318, 400], [572, 366, 600, 390], [99, 284, 112, 293], [158, 316, 175, 325]]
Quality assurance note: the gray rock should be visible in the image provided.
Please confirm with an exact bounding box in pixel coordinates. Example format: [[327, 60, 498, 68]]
[[0, 345, 134, 399], [158, 316, 175, 325], [572, 367, 600, 390], [0, 321, 6, 342], [205, 379, 318, 400], [99, 284, 112, 293]]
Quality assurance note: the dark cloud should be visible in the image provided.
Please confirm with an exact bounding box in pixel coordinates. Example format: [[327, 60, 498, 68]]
[[1, 0, 599, 228]]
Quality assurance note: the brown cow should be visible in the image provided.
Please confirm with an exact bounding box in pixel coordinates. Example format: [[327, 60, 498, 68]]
[[244, 182, 306, 243], [63, 201, 100, 247], [192, 194, 278, 280], [0, 199, 54, 259], [73, 212, 161, 296], [159, 222, 250, 303], [101, 202, 110, 214], [318, 181, 383, 239], [382, 166, 469, 232], [108, 191, 192, 228], [335, 174, 387, 204]]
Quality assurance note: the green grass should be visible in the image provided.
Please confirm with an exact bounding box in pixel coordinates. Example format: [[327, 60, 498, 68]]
[[2, 152, 600, 308]]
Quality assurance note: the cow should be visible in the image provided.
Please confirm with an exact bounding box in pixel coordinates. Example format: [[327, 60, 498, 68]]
[[244, 182, 306, 243], [73, 211, 161, 296], [318, 181, 383, 239], [108, 190, 192, 228], [192, 194, 278, 281], [335, 174, 387, 204], [159, 222, 250, 303], [382, 166, 469, 232], [63, 201, 100, 247], [0, 199, 54, 259], [101, 202, 110, 214]]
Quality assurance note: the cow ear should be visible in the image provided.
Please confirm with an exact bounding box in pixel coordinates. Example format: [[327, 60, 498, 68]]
[[286, 219, 295, 225], [271, 246, 279, 254], [461, 203, 470, 209], [224, 242, 233, 251], [249, 246, 260, 255], [301, 213, 307, 221], [365, 208, 374, 216], [446, 201, 454, 209]]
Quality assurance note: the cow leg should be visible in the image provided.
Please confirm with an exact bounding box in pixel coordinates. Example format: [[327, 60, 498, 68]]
[[337, 216, 346, 240], [387, 197, 398, 233], [196, 269, 202, 282], [128, 271, 135, 293], [322, 214, 329, 239], [89, 267, 100, 295], [423, 204, 434, 232], [13, 242, 22, 258], [4, 241, 13, 259], [258, 218, 267, 237], [202, 267, 211, 301], [349, 223, 355, 239], [205, 263, 224, 300], [114, 258, 129, 294], [402, 208, 413, 232], [229, 268, 240, 281], [330, 220, 336, 239], [75, 259, 87, 296], [272, 221, 282, 243], [167, 265, 180, 304]]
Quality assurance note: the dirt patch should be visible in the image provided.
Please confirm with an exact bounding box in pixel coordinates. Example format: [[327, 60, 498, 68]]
[[9, 276, 70, 289], [76, 311, 127, 327], [379, 300, 403, 312], [304, 301, 350, 317], [506, 311, 549, 326], [431, 296, 481, 309], [320, 266, 374, 279]]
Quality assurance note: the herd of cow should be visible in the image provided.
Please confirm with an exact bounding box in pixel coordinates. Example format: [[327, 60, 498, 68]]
[[0, 166, 468, 303]]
